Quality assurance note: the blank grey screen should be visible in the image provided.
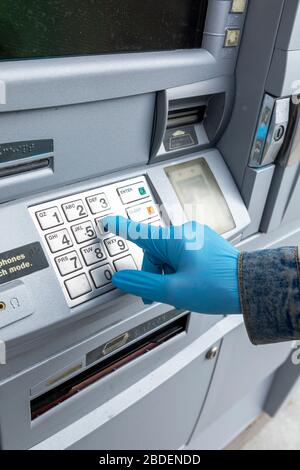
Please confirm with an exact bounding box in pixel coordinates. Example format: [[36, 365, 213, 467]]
[[0, 0, 208, 60]]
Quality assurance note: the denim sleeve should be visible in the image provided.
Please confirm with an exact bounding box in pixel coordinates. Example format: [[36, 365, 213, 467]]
[[238, 247, 300, 345]]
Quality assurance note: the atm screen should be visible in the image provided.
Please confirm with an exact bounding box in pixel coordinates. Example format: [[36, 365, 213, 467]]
[[0, 0, 208, 60]]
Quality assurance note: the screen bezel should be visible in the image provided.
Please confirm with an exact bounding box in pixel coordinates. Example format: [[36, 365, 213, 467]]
[[0, 0, 247, 113]]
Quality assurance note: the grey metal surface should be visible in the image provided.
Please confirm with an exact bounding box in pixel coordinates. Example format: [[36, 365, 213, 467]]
[[218, 0, 285, 189], [187, 375, 274, 450], [275, 0, 300, 50], [260, 165, 298, 233], [191, 323, 290, 436], [264, 354, 300, 417], [266, 49, 300, 97], [265, 2, 300, 96], [0, 313, 226, 449], [242, 166, 275, 237], [0, 93, 156, 204], [42, 348, 220, 450], [28, 317, 242, 450]]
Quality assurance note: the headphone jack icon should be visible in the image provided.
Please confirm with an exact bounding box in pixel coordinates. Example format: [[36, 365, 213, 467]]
[[10, 297, 20, 309]]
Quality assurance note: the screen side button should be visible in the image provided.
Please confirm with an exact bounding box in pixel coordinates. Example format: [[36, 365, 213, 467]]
[[65, 274, 92, 299]]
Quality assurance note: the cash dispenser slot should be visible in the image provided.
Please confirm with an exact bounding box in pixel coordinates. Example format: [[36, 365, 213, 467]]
[[0, 139, 54, 180], [30, 313, 189, 420]]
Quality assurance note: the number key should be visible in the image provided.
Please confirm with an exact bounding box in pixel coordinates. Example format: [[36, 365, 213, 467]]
[[36, 207, 63, 230], [46, 229, 73, 253], [71, 221, 96, 244], [90, 264, 114, 288], [55, 251, 82, 276], [86, 193, 110, 214], [104, 236, 128, 257], [81, 242, 107, 266], [62, 199, 88, 222]]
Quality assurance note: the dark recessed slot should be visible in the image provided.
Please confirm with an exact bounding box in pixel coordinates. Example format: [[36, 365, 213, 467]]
[[0, 158, 52, 178], [167, 106, 207, 129], [30, 314, 189, 420]]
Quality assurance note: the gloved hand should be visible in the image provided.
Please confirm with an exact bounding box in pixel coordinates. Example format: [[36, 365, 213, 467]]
[[102, 215, 241, 315]]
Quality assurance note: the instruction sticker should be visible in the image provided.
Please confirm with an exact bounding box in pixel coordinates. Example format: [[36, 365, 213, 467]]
[[0, 242, 49, 285]]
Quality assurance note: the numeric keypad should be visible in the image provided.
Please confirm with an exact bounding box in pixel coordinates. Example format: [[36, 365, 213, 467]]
[[30, 175, 161, 307]]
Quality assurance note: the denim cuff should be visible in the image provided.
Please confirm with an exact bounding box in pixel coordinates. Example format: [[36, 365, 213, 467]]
[[238, 247, 300, 345]]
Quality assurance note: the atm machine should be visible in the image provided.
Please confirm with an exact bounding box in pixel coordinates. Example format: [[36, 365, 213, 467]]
[[0, 0, 299, 450]]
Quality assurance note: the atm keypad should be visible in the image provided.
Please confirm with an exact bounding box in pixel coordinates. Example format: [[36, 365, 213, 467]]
[[30, 175, 161, 307]]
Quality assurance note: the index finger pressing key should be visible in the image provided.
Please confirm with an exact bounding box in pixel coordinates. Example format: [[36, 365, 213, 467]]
[[102, 215, 162, 252]]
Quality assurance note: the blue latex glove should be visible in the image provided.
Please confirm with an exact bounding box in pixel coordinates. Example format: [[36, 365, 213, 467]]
[[103, 216, 241, 315]]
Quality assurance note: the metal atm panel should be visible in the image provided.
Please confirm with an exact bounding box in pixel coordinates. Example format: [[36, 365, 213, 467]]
[[258, 0, 300, 233], [0, 0, 296, 451]]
